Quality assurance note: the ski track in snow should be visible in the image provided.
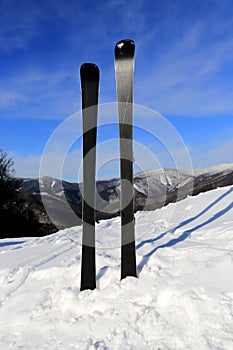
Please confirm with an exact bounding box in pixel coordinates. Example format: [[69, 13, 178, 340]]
[[0, 186, 233, 349]]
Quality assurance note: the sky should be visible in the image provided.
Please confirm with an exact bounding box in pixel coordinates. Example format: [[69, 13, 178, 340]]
[[0, 0, 233, 181]]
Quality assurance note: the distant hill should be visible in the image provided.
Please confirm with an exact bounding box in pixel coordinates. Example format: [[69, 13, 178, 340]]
[[19, 164, 233, 234]]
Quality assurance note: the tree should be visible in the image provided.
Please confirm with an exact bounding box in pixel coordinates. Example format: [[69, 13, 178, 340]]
[[0, 149, 40, 239]]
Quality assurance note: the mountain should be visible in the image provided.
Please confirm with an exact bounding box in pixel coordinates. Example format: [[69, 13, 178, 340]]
[[19, 176, 119, 232], [19, 163, 233, 233], [1, 185, 233, 348]]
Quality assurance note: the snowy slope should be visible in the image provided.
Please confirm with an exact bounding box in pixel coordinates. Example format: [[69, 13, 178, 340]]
[[0, 186, 233, 349]]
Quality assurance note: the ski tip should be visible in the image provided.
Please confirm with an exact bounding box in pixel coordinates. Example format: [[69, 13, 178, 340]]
[[114, 39, 135, 59], [80, 63, 100, 76]]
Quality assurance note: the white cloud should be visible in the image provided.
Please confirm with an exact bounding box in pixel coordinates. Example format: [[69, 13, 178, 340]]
[[14, 150, 82, 180], [14, 154, 42, 179], [0, 0, 40, 52], [14, 134, 233, 181], [0, 68, 80, 118], [191, 137, 233, 168], [0, 90, 27, 108], [135, 13, 233, 116]]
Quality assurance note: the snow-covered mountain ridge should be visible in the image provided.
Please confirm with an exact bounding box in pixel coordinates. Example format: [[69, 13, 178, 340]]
[[0, 185, 233, 349], [19, 164, 233, 233]]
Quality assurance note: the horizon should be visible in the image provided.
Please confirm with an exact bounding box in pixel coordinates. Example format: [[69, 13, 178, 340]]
[[1, 0, 233, 182], [21, 162, 233, 183]]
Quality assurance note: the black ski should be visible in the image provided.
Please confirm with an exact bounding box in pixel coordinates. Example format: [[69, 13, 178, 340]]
[[80, 63, 99, 291], [114, 39, 137, 279]]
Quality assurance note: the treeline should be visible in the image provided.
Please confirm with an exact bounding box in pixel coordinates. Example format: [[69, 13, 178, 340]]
[[0, 149, 41, 239]]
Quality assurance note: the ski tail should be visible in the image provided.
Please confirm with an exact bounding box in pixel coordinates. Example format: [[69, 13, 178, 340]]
[[80, 63, 100, 291]]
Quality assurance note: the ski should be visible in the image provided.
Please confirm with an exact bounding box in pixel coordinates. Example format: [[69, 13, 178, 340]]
[[80, 63, 99, 291], [114, 39, 137, 279]]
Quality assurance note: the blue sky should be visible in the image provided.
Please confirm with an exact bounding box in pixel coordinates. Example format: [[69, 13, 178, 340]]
[[0, 0, 233, 180]]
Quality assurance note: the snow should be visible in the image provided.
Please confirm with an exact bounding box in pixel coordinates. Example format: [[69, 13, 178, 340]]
[[0, 186, 233, 349], [51, 180, 56, 188], [117, 42, 124, 49], [133, 183, 147, 195], [135, 163, 233, 182]]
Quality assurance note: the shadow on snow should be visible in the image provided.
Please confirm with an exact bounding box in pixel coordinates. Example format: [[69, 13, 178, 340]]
[[0, 241, 26, 248], [137, 187, 233, 273]]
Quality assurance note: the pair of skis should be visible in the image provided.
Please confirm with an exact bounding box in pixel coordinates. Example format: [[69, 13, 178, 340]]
[[80, 40, 137, 291]]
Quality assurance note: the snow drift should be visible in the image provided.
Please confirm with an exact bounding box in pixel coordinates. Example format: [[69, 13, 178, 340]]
[[0, 186, 233, 349]]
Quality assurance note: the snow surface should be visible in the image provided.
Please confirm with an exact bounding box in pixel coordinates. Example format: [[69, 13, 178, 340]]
[[0, 186, 233, 349]]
